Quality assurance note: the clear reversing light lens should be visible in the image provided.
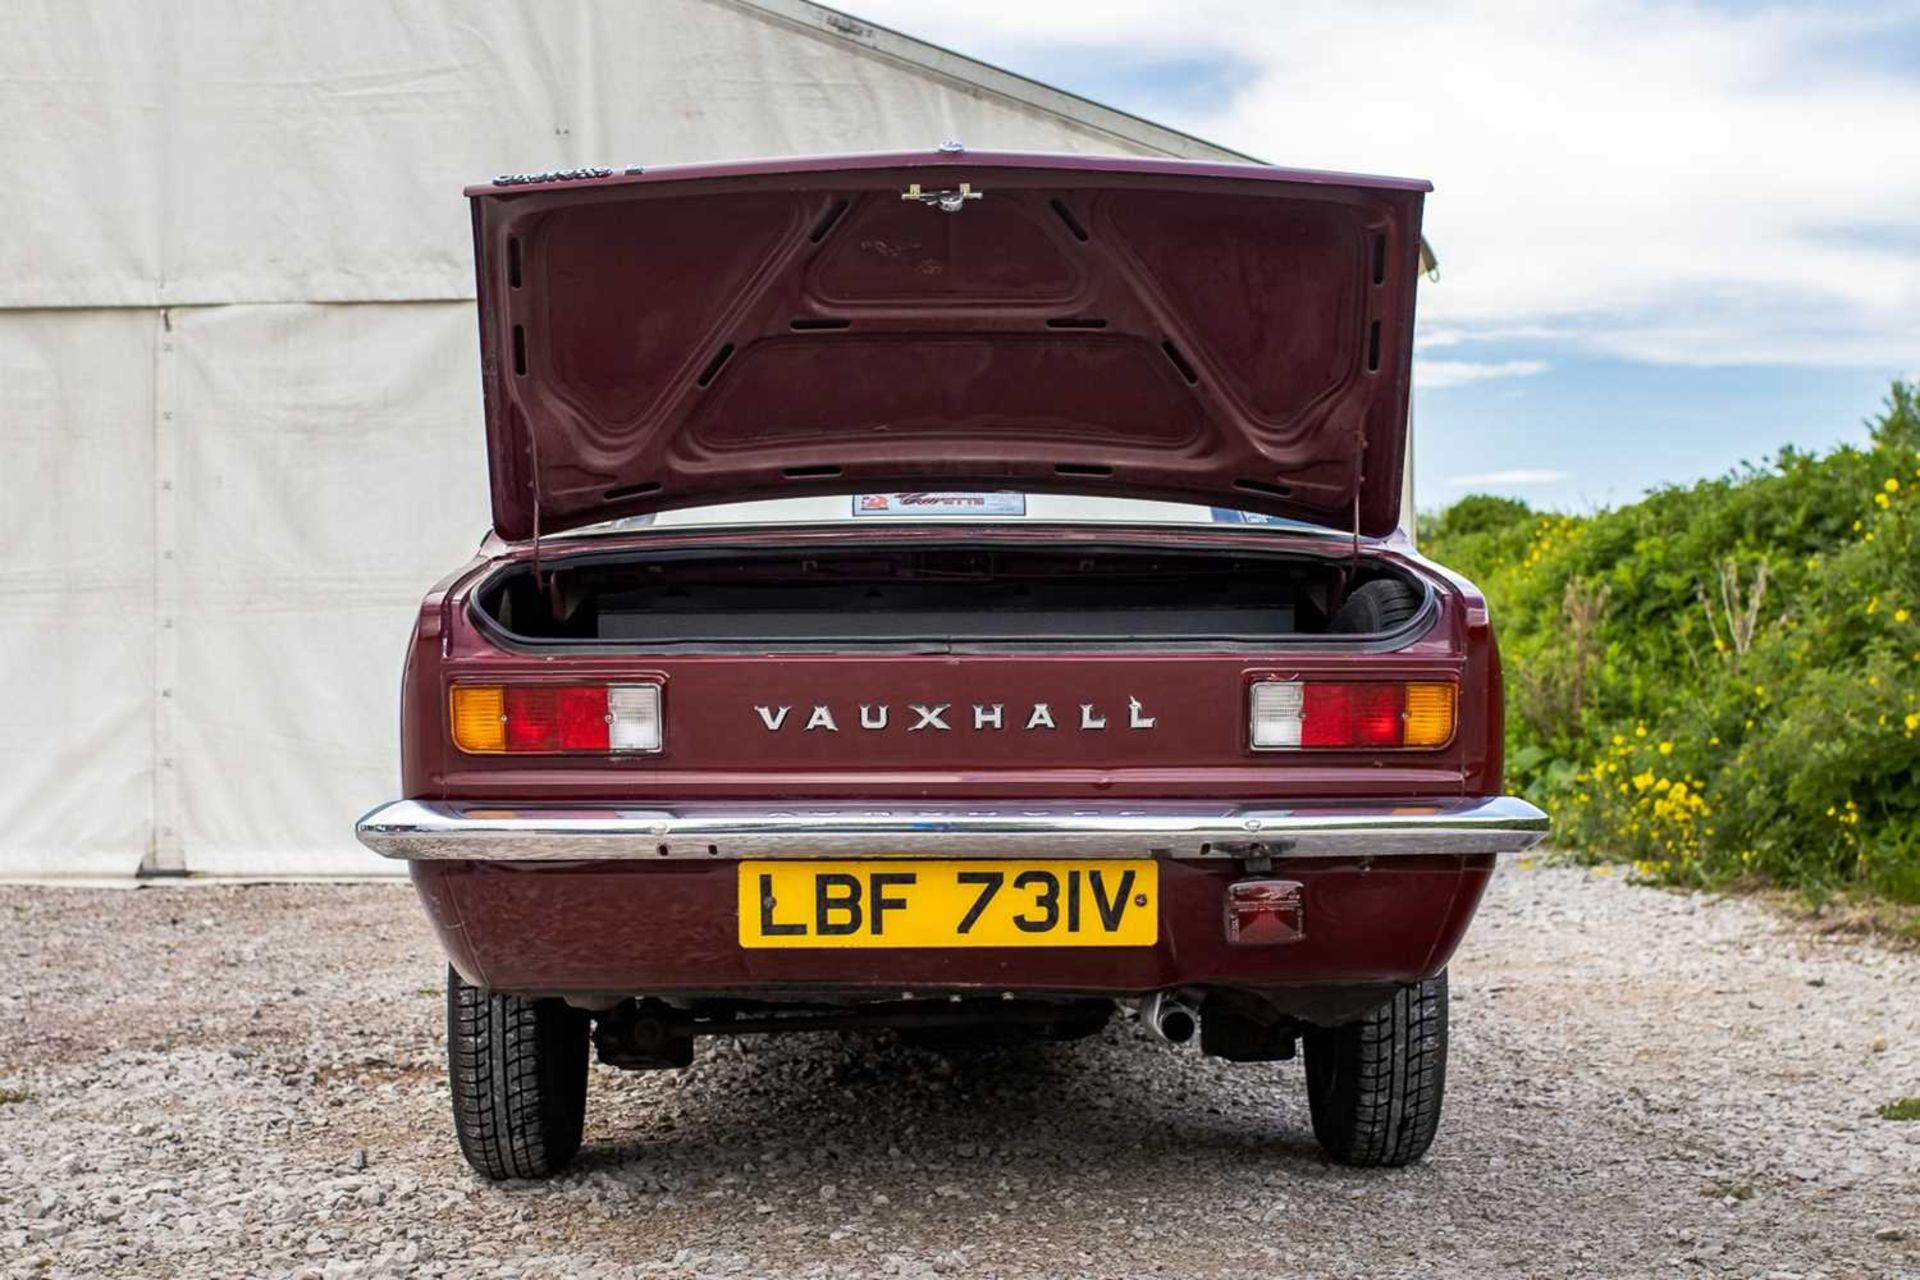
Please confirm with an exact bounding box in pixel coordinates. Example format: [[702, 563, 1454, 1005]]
[[606, 684, 662, 753], [1249, 680, 1304, 748]]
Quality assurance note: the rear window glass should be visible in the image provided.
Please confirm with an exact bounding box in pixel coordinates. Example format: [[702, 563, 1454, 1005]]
[[558, 493, 1330, 538]]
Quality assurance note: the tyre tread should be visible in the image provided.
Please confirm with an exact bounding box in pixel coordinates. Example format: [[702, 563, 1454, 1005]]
[[446, 967, 588, 1180], [1329, 579, 1422, 634], [1304, 970, 1448, 1167]]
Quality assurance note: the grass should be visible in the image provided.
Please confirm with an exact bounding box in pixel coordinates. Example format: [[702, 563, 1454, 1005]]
[[1878, 1097, 1920, 1121], [1751, 882, 1920, 948], [1699, 1181, 1755, 1200], [0, 1087, 32, 1106]]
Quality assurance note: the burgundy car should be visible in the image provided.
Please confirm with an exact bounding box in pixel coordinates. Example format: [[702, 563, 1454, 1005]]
[[356, 149, 1547, 1179]]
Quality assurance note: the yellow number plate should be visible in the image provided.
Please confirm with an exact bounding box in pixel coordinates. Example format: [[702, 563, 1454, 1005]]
[[738, 860, 1159, 949]]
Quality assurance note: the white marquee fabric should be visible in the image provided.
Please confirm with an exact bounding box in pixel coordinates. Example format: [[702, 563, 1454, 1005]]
[[0, 0, 1240, 876]]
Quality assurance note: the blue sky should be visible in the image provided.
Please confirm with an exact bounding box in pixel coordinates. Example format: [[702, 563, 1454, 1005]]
[[849, 1, 1920, 514]]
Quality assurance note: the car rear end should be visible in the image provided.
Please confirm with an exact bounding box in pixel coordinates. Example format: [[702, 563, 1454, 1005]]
[[359, 149, 1546, 1177], [361, 504, 1540, 1045]]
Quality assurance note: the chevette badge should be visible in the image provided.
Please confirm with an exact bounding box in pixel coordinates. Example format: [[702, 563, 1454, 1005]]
[[754, 699, 1157, 733]]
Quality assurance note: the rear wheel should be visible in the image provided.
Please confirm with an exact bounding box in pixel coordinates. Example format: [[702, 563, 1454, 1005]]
[[1302, 970, 1448, 1167], [446, 967, 590, 1180]]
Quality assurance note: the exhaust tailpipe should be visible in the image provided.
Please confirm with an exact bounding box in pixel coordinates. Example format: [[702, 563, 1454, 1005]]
[[1139, 992, 1199, 1045]]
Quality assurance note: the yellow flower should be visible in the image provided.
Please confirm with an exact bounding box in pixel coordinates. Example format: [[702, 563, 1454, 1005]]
[[1867, 598, 1880, 615], [1876, 492, 1892, 509], [1635, 724, 1648, 738], [1905, 712, 1919, 735], [1657, 741, 1674, 756], [1896, 608, 1911, 624], [1887, 477, 1901, 493]]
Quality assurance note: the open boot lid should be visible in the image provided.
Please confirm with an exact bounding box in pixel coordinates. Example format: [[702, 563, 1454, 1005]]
[[469, 149, 1429, 542]]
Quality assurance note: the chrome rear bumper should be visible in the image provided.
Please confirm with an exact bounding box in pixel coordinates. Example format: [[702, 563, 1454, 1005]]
[[354, 796, 1548, 862]]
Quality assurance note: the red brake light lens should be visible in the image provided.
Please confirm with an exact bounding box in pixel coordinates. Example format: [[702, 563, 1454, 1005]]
[[1301, 683, 1403, 747], [500, 686, 612, 752]]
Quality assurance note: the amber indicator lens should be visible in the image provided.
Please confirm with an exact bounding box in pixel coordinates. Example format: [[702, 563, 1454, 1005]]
[[449, 683, 661, 755], [449, 686, 506, 753], [1249, 680, 1455, 750], [1402, 682, 1457, 747]]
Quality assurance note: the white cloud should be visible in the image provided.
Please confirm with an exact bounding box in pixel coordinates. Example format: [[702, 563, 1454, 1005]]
[[1445, 469, 1570, 488], [848, 1, 1920, 368], [1415, 359, 1549, 389]]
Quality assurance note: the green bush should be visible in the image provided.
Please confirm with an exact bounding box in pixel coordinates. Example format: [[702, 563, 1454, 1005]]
[[1424, 383, 1920, 904]]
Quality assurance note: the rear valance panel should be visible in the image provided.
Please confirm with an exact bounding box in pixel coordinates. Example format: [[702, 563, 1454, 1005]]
[[471, 151, 1428, 540]]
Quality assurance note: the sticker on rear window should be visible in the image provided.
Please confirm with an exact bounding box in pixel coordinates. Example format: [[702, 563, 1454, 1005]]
[[854, 493, 1027, 517], [1210, 507, 1293, 525]]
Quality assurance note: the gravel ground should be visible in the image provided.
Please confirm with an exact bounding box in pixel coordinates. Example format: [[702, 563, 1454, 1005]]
[[0, 865, 1914, 1280]]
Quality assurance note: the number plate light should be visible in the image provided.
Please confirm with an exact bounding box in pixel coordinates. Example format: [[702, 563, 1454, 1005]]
[[1224, 878, 1305, 945]]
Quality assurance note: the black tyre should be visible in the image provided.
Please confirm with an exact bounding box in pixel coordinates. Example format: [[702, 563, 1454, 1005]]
[[1302, 970, 1448, 1167], [446, 967, 590, 1180], [1329, 578, 1422, 634]]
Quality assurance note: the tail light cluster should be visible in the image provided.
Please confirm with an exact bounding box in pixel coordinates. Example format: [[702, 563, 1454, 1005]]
[[450, 683, 662, 755], [1249, 680, 1455, 750]]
